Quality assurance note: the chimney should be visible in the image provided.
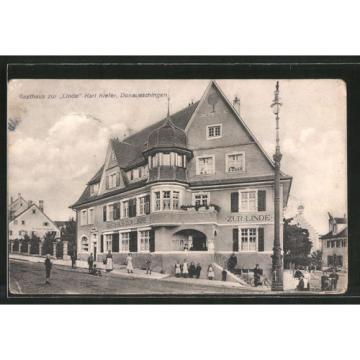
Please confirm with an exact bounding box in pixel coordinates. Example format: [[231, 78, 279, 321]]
[[233, 96, 241, 115], [28, 200, 33, 207], [39, 200, 44, 212]]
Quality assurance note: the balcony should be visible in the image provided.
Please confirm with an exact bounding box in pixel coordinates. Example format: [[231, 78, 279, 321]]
[[150, 205, 218, 226]]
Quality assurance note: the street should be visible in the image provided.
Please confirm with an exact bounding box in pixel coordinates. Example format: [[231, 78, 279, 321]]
[[9, 259, 267, 295]]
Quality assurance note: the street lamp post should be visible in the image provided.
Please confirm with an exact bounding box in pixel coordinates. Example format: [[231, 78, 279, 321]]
[[271, 81, 284, 291]]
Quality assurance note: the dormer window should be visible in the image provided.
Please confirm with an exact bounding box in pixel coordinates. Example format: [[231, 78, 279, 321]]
[[90, 183, 99, 196], [106, 172, 120, 189], [207, 124, 222, 139], [110, 151, 116, 162]]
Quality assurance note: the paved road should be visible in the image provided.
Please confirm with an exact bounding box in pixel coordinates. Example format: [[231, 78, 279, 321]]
[[9, 259, 265, 295]]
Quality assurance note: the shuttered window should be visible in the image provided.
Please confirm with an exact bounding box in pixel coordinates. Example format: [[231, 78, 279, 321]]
[[231, 192, 239, 212], [149, 229, 155, 252], [112, 233, 119, 252], [258, 227, 264, 252], [100, 234, 104, 253], [232, 228, 239, 252], [257, 190, 266, 211], [103, 206, 107, 222]]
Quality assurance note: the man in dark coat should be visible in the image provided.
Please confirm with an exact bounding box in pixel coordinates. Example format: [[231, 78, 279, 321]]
[[195, 263, 202, 279], [45, 254, 52, 285], [189, 262, 196, 278], [227, 253, 237, 273], [329, 269, 339, 290], [71, 252, 77, 269], [88, 253, 94, 273], [253, 264, 262, 287]]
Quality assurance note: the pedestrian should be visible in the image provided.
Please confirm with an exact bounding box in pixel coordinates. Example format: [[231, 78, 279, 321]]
[[253, 264, 262, 287], [182, 259, 189, 278], [227, 253, 237, 273], [294, 267, 303, 279], [145, 253, 152, 275], [106, 250, 113, 272], [329, 269, 339, 290], [90, 264, 102, 276], [222, 267, 227, 281], [189, 262, 196, 278], [71, 251, 76, 269], [126, 253, 134, 274], [44, 254, 52, 285], [195, 263, 202, 279], [87, 253, 94, 273], [296, 276, 305, 291], [207, 265, 215, 280], [175, 261, 181, 277]]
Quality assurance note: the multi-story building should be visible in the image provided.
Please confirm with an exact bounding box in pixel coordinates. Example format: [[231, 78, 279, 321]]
[[320, 213, 348, 270], [70, 80, 292, 277]]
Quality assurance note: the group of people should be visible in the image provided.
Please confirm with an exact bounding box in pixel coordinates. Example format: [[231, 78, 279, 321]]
[[321, 269, 339, 291], [175, 260, 215, 280], [87, 251, 114, 275]]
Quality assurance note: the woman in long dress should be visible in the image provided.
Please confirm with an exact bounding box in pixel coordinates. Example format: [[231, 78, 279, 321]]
[[106, 250, 113, 272], [208, 265, 215, 280], [182, 259, 189, 278], [175, 262, 181, 277], [126, 253, 134, 273]]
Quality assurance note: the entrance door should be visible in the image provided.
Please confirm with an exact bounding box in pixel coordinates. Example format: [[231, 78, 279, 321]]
[[92, 234, 97, 260], [94, 244, 97, 261]]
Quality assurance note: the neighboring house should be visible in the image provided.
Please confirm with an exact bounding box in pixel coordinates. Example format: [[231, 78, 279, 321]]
[[292, 204, 321, 251], [9, 193, 29, 221], [70, 80, 292, 276], [320, 213, 348, 270], [9, 199, 60, 241]]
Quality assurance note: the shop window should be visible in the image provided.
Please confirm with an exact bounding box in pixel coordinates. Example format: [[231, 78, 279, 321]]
[[196, 156, 215, 175], [226, 152, 245, 172], [139, 230, 150, 252]]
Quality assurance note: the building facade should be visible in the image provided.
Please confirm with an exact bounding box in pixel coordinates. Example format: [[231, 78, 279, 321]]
[[70, 81, 292, 277], [320, 213, 348, 270]]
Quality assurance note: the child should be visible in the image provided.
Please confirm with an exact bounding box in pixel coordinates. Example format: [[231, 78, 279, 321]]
[[175, 262, 181, 277], [182, 260, 189, 278], [145, 254, 152, 275], [208, 265, 215, 280]]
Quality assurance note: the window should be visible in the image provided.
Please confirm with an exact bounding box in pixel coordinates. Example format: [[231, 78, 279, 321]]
[[176, 153, 183, 167], [104, 234, 112, 252], [110, 151, 116, 161], [226, 152, 245, 172], [197, 156, 215, 175], [172, 191, 179, 210], [80, 210, 87, 225], [240, 228, 257, 251], [32, 209, 36, 214], [121, 232, 130, 252], [240, 191, 257, 211], [106, 172, 120, 189], [122, 201, 129, 218], [193, 193, 209, 207], [207, 124, 222, 139], [162, 153, 171, 166], [14, 220, 18, 225], [43, 222, 49, 226], [152, 154, 159, 168], [21, 220, 25, 225], [90, 183, 99, 195], [81, 236, 89, 252], [139, 230, 150, 252], [327, 241, 330, 248], [163, 191, 171, 210], [155, 192, 161, 211], [88, 208, 94, 224], [138, 196, 146, 215]]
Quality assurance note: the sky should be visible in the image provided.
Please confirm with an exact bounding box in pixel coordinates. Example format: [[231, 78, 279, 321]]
[[7, 79, 347, 234]]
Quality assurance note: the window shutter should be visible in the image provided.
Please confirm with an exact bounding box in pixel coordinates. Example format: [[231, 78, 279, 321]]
[[129, 231, 138, 252], [132, 198, 137, 217], [116, 172, 120, 187], [232, 228, 239, 252], [105, 175, 109, 189], [231, 192, 239, 212], [258, 227, 264, 252], [100, 235, 104, 253], [149, 229, 155, 252], [113, 203, 120, 220], [258, 190, 266, 211], [145, 195, 151, 214], [103, 206, 107, 222], [112, 233, 119, 252]]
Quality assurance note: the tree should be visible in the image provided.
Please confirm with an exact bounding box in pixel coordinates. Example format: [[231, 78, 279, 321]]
[[61, 218, 76, 255], [43, 231, 57, 255], [283, 218, 313, 269], [310, 250, 323, 270]]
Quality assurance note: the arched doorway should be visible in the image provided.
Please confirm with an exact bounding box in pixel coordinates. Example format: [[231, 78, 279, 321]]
[[173, 229, 207, 251]]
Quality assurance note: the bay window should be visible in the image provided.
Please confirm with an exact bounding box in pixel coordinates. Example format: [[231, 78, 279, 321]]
[[163, 191, 171, 210], [172, 191, 179, 209], [155, 192, 161, 211], [193, 193, 209, 207], [153, 190, 182, 211]]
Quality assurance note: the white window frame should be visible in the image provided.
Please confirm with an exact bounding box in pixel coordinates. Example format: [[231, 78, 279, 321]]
[[88, 207, 94, 224], [121, 199, 130, 219], [104, 233, 113, 252], [239, 226, 259, 252], [239, 189, 258, 212], [206, 124, 222, 140], [80, 235, 89, 252], [90, 183, 99, 196], [152, 187, 183, 212], [192, 192, 210, 207], [119, 231, 130, 253], [80, 209, 88, 225], [196, 155, 215, 175], [138, 229, 150, 252], [226, 151, 245, 173]]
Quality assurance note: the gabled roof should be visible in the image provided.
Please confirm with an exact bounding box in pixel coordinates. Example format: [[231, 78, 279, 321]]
[[9, 203, 60, 233], [320, 226, 348, 240]]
